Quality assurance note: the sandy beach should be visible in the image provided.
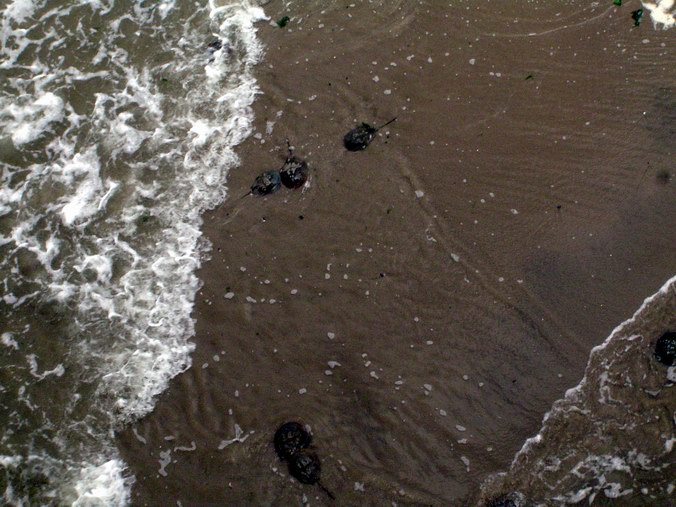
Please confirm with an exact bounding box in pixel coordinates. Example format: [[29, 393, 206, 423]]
[[116, 1, 675, 505]]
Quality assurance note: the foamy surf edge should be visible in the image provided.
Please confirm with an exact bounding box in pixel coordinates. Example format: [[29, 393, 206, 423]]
[[1, 0, 268, 504], [64, 2, 269, 505], [479, 274, 676, 505], [72, 460, 131, 507], [514, 274, 676, 464]]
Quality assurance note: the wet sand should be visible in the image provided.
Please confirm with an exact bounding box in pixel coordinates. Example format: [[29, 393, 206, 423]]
[[117, 1, 675, 505]]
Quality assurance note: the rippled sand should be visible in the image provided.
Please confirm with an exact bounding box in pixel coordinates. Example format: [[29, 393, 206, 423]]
[[117, 1, 675, 505]]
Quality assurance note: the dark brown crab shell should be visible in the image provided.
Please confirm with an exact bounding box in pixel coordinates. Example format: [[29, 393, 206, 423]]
[[488, 497, 517, 507], [654, 331, 675, 366], [280, 156, 309, 189], [288, 450, 322, 485], [343, 123, 377, 151], [487, 491, 527, 507], [273, 421, 312, 460], [251, 170, 282, 196]]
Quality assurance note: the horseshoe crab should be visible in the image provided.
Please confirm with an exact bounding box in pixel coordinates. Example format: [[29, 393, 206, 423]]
[[273, 421, 312, 460], [654, 331, 675, 366], [207, 39, 222, 51], [207, 38, 229, 63], [487, 492, 525, 507], [288, 450, 335, 500], [250, 170, 281, 197], [343, 117, 396, 151], [280, 140, 309, 189], [488, 497, 517, 507]]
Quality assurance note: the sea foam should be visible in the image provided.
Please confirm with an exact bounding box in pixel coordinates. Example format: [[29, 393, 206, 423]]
[[642, 0, 676, 29], [479, 275, 676, 505], [72, 460, 131, 507], [0, 0, 267, 503], [2, 92, 65, 146]]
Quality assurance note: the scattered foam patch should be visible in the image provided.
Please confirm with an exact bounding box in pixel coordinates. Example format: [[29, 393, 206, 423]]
[[4, 0, 36, 24], [71, 460, 131, 507], [1, 92, 65, 146], [641, 0, 675, 29]]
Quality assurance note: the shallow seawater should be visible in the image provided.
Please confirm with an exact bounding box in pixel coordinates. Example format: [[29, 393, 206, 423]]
[[1, 0, 675, 505], [1, 0, 265, 503], [114, 0, 673, 505]]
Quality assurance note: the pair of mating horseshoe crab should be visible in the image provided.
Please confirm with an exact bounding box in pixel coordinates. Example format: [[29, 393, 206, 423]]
[[248, 117, 397, 197], [248, 140, 309, 197], [273, 421, 335, 500]]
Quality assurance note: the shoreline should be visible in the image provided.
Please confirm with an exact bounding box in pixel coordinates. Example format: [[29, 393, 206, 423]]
[[117, 2, 675, 505]]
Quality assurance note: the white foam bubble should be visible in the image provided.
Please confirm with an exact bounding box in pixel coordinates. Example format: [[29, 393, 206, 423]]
[[642, 0, 675, 29], [157, 450, 172, 477], [27, 354, 65, 380], [1, 91, 65, 146], [109, 112, 150, 154], [218, 424, 248, 449], [71, 459, 131, 507], [189, 119, 215, 146], [1, 332, 19, 349], [4, 0, 36, 24]]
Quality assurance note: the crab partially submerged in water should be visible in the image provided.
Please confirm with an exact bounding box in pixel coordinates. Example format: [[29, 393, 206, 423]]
[[250, 170, 281, 196], [207, 39, 223, 51], [486, 491, 527, 507], [654, 331, 675, 366], [207, 38, 231, 63]]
